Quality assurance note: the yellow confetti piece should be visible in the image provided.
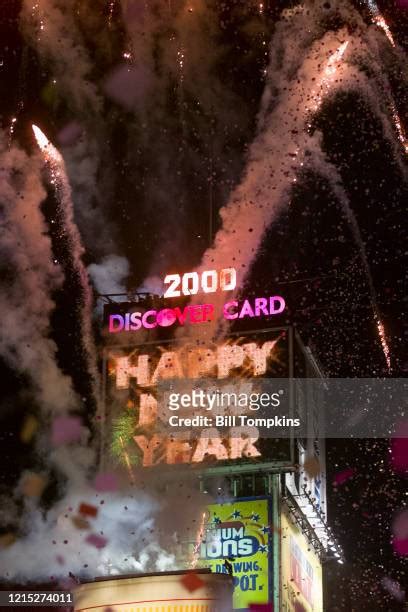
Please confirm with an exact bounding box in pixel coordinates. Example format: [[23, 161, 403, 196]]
[[20, 415, 38, 443], [71, 516, 90, 530], [0, 533, 16, 548], [21, 473, 47, 498]]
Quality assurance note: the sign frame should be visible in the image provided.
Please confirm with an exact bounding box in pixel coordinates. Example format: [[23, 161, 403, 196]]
[[99, 326, 297, 473]]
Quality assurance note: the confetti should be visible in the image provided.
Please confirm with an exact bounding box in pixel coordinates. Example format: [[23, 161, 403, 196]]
[[333, 467, 355, 486], [93, 472, 119, 492], [21, 473, 47, 498], [85, 534, 108, 549], [180, 572, 204, 593], [78, 502, 98, 518], [51, 416, 83, 446], [0, 533, 16, 548], [249, 605, 273, 612], [20, 415, 38, 443], [390, 422, 408, 475], [71, 516, 90, 530]]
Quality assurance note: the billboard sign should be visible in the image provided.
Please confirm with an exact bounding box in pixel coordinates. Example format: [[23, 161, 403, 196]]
[[199, 498, 273, 611], [280, 510, 323, 612], [104, 329, 292, 470]]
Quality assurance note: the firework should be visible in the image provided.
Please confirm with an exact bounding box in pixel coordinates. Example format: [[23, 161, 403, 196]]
[[190, 511, 207, 568], [32, 125, 100, 403], [366, 0, 396, 47], [119, 435, 135, 483], [308, 41, 349, 114]]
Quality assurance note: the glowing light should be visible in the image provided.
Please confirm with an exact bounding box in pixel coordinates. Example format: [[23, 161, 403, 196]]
[[366, 1, 396, 47], [373, 14, 396, 47], [32, 125, 100, 398], [309, 41, 349, 113], [191, 511, 207, 568], [32, 124, 64, 163], [119, 435, 135, 483], [390, 102, 408, 155], [377, 319, 391, 371]]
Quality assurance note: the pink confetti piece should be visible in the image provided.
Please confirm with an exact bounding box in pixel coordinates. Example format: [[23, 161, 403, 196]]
[[391, 422, 408, 475], [85, 534, 108, 549], [51, 416, 83, 446], [392, 509, 408, 556], [393, 538, 408, 556], [56, 555, 65, 565], [333, 467, 355, 485], [249, 605, 273, 611], [93, 472, 118, 492]]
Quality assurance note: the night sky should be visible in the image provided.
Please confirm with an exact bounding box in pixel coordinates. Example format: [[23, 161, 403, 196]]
[[0, 0, 407, 609]]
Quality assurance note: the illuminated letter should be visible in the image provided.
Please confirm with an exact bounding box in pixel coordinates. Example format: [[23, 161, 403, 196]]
[[133, 434, 164, 466], [166, 434, 192, 464], [269, 296, 286, 314], [238, 300, 254, 318], [242, 341, 278, 376], [130, 312, 142, 331], [151, 351, 184, 383], [217, 345, 245, 377], [229, 427, 261, 459], [201, 270, 217, 293], [254, 298, 269, 316], [223, 300, 238, 320], [142, 310, 157, 328], [138, 393, 158, 426], [109, 314, 124, 333], [202, 303, 215, 322], [187, 348, 217, 378], [192, 429, 229, 462], [220, 267, 237, 291], [156, 308, 177, 327], [115, 354, 150, 389]]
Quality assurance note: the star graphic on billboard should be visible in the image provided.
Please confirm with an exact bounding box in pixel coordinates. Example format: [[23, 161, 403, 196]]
[[259, 544, 268, 553], [251, 513, 261, 521], [261, 525, 270, 534], [231, 510, 242, 518]]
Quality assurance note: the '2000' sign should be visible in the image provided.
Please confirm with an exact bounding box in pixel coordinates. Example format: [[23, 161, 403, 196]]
[[164, 268, 236, 298]]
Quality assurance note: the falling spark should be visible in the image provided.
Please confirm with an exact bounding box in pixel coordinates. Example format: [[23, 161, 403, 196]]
[[119, 436, 134, 483], [309, 41, 349, 113], [190, 511, 207, 568], [8, 117, 17, 148], [32, 125, 100, 402], [366, 0, 396, 47], [365, 2, 407, 155], [390, 102, 408, 155], [377, 320, 391, 370], [108, 0, 116, 27], [177, 46, 185, 86]]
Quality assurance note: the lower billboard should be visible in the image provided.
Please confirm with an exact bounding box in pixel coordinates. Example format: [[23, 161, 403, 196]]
[[199, 498, 273, 611], [280, 510, 323, 612]]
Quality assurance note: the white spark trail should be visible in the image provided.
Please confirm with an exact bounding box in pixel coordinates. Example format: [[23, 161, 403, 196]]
[[32, 125, 100, 404]]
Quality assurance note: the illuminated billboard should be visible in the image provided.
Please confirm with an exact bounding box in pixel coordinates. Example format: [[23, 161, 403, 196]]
[[199, 498, 273, 611], [103, 329, 292, 470], [280, 510, 323, 612]]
